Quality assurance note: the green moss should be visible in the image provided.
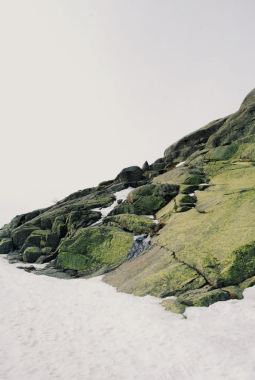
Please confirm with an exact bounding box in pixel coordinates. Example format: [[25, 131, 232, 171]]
[[12, 225, 38, 249], [132, 260, 206, 298], [184, 174, 206, 185], [24, 229, 60, 251], [177, 287, 230, 307], [222, 285, 243, 300], [0, 238, 13, 254], [180, 184, 199, 194], [161, 299, 186, 314], [66, 210, 101, 232], [157, 166, 255, 286], [23, 246, 42, 263], [57, 226, 133, 273], [52, 216, 67, 238], [103, 244, 207, 298], [179, 194, 196, 205], [219, 243, 255, 286], [103, 214, 156, 234], [112, 184, 179, 216], [240, 275, 255, 290], [205, 143, 238, 161]]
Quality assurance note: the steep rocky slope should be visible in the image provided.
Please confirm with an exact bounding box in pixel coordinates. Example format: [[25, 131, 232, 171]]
[[1, 88, 255, 313]]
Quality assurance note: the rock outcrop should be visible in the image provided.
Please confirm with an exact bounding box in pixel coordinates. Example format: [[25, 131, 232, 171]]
[[2, 88, 255, 314]]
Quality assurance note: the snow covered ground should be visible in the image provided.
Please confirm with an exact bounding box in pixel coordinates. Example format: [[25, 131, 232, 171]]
[[1, 257, 255, 380]]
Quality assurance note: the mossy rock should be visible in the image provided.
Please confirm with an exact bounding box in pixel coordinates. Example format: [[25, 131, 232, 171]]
[[161, 299, 186, 314], [183, 174, 206, 185], [24, 229, 49, 248], [41, 247, 53, 255], [103, 214, 156, 235], [177, 195, 197, 212], [222, 285, 243, 300], [115, 166, 145, 185], [22, 229, 60, 251], [180, 184, 199, 194], [240, 275, 255, 290], [219, 242, 255, 286], [52, 216, 67, 238], [66, 210, 101, 232], [57, 226, 133, 274], [0, 227, 11, 239], [0, 238, 13, 254], [23, 246, 42, 263], [177, 287, 230, 307], [12, 225, 38, 249], [111, 184, 179, 216]]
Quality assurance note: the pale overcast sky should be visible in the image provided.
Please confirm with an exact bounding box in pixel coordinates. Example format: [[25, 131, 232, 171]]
[[0, 0, 255, 226]]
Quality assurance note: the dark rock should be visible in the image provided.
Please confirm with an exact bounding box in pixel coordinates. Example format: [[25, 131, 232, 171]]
[[98, 179, 114, 188], [12, 225, 37, 249], [115, 166, 145, 186], [111, 183, 179, 216], [23, 246, 42, 263], [0, 238, 13, 254], [67, 210, 101, 231], [142, 161, 150, 171], [0, 227, 11, 238], [17, 265, 36, 272], [8, 251, 22, 263], [177, 287, 230, 307], [181, 185, 199, 194], [164, 117, 226, 162]]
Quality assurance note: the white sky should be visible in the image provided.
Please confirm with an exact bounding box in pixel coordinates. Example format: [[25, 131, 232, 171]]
[[0, 0, 255, 227]]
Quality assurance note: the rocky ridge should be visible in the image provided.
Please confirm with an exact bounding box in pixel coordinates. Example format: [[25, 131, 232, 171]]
[[1, 88, 255, 314]]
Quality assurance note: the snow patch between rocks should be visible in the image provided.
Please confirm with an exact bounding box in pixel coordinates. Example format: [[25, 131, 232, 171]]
[[175, 161, 186, 167], [92, 187, 133, 225]]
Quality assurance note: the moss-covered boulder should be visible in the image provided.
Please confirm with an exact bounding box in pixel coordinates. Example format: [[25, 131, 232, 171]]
[[161, 299, 186, 314], [103, 214, 157, 235], [177, 287, 230, 307], [115, 166, 145, 186], [176, 194, 197, 212], [240, 275, 255, 291], [57, 226, 133, 274], [12, 225, 38, 249], [0, 227, 11, 239], [222, 285, 243, 300], [219, 242, 255, 286], [66, 210, 101, 232], [21, 229, 60, 252], [111, 184, 179, 216], [0, 238, 13, 254], [52, 216, 67, 238], [23, 246, 42, 263]]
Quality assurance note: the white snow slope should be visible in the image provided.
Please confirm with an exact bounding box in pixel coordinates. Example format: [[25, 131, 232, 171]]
[[1, 257, 255, 380]]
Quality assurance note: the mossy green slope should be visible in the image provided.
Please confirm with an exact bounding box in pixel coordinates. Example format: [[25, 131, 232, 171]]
[[57, 226, 133, 274], [103, 214, 157, 235]]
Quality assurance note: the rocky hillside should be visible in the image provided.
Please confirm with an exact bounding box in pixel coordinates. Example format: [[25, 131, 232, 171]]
[[1, 88, 255, 314]]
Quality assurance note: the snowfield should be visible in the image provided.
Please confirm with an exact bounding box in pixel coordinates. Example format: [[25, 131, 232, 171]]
[[1, 257, 255, 380]]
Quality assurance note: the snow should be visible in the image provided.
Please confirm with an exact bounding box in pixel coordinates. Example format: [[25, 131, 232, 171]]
[[175, 161, 186, 168], [1, 257, 255, 380], [92, 187, 133, 225]]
